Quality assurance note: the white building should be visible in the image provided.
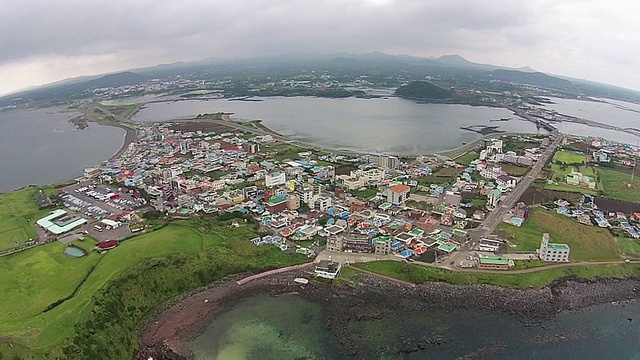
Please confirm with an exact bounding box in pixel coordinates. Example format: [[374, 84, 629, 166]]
[[538, 233, 570, 262], [386, 184, 410, 206], [314, 260, 342, 279], [265, 172, 286, 187]]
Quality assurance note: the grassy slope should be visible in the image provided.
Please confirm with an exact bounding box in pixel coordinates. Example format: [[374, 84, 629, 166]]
[[0, 214, 307, 358], [599, 167, 640, 203], [497, 209, 620, 261], [0, 186, 58, 251], [0, 242, 100, 328], [1, 225, 212, 351], [354, 261, 640, 289], [616, 237, 640, 258]]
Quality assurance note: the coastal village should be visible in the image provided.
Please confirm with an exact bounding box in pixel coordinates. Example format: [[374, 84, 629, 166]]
[[15, 115, 640, 282]]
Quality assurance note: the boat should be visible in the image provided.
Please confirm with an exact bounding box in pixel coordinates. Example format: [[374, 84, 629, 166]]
[[294, 277, 309, 285]]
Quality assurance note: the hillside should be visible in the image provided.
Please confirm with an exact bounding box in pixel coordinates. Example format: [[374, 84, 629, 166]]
[[395, 81, 452, 99], [491, 69, 572, 88]]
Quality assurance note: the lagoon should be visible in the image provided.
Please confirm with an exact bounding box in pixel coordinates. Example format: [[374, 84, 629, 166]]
[[132, 97, 543, 154]]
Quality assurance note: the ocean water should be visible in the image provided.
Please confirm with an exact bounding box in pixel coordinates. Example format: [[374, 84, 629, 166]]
[[185, 294, 346, 360], [0, 108, 125, 192], [186, 294, 640, 360]]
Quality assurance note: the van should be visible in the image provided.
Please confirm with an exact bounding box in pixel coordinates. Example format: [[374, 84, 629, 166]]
[[94, 225, 103, 232]]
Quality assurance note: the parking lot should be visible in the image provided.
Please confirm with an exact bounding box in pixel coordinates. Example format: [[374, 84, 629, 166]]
[[61, 182, 147, 219], [83, 222, 133, 242]]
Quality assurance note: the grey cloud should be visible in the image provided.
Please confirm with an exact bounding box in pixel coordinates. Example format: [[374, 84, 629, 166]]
[[0, 0, 639, 93]]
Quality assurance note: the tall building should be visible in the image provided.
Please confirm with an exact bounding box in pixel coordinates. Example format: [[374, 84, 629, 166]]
[[326, 236, 343, 252], [374, 237, 391, 255], [179, 140, 190, 154], [242, 142, 260, 154], [487, 188, 501, 208], [538, 233, 570, 262]]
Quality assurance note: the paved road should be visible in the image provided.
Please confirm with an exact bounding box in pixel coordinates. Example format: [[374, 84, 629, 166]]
[[468, 131, 562, 242]]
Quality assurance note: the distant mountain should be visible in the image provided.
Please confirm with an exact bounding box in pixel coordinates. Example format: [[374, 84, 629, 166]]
[[434, 54, 537, 73], [2, 51, 639, 107], [516, 66, 536, 73], [84, 71, 147, 88], [490, 69, 572, 88], [395, 81, 452, 99]]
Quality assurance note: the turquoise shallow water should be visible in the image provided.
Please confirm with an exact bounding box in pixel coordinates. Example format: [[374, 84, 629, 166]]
[[186, 294, 345, 359], [186, 294, 640, 360]]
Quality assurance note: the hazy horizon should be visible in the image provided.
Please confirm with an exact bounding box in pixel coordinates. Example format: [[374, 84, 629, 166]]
[[1, 0, 639, 96]]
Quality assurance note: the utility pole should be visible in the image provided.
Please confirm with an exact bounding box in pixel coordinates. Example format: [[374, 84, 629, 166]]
[[632, 143, 638, 182]]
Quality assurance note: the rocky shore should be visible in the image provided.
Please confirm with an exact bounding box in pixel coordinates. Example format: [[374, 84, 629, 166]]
[[136, 268, 640, 360]]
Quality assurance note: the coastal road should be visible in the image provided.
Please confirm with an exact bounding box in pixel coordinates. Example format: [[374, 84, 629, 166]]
[[468, 131, 562, 242]]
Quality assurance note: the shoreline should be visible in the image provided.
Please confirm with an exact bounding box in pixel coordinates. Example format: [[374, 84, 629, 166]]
[[136, 266, 640, 360], [74, 108, 138, 162]]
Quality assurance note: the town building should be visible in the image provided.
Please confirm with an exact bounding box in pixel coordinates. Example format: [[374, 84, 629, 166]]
[[538, 233, 570, 262], [387, 184, 410, 206], [343, 233, 372, 252], [37, 209, 87, 236], [487, 188, 502, 208], [566, 171, 596, 189], [265, 195, 288, 214], [326, 235, 344, 252], [265, 172, 286, 187], [287, 194, 301, 210], [478, 257, 513, 270], [314, 260, 341, 279], [373, 237, 391, 255], [349, 199, 366, 213], [242, 142, 260, 154]]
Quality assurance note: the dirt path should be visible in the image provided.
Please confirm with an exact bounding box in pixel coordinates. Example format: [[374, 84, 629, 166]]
[[409, 259, 639, 275], [466, 260, 637, 275]]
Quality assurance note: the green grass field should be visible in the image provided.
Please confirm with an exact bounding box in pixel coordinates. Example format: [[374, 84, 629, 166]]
[[353, 261, 640, 289], [455, 151, 478, 166], [598, 167, 640, 203], [352, 187, 378, 200], [555, 150, 587, 164], [496, 209, 620, 261], [616, 238, 640, 258], [0, 218, 304, 356], [0, 186, 58, 251]]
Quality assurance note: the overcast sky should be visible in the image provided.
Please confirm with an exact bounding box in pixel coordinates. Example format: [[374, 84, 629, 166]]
[[1, 0, 639, 96]]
